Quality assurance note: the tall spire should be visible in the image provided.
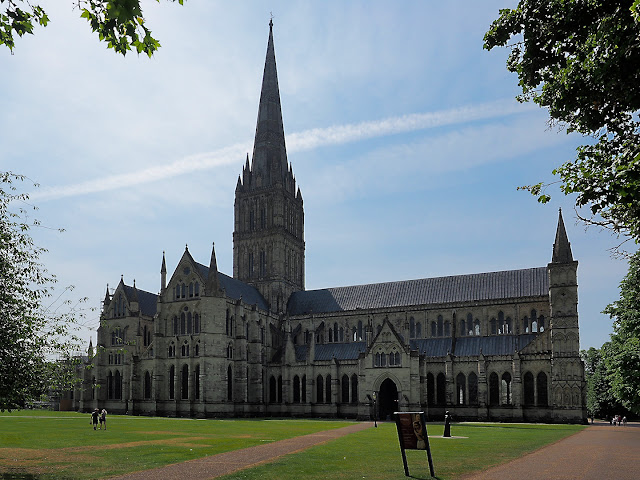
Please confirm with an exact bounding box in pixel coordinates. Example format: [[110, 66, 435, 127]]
[[552, 208, 574, 263], [251, 19, 288, 185]]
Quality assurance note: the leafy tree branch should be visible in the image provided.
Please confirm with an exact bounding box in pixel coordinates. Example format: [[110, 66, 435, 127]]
[[1, 0, 184, 56], [484, 0, 640, 241]]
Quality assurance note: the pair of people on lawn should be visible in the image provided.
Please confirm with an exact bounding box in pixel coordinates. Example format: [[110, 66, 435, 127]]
[[90, 408, 107, 430]]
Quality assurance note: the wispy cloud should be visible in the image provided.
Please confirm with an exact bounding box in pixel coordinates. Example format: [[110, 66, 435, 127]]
[[31, 99, 531, 202], [287, 99, 534, 151]]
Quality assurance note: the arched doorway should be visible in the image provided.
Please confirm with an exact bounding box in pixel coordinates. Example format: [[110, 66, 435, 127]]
[[378, 378, 398, 421]]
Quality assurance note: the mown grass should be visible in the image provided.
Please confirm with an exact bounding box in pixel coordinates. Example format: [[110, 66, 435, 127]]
[[217, 422, 586, 480], [0, 411, 585, 480], [0, 411, 354, 479]]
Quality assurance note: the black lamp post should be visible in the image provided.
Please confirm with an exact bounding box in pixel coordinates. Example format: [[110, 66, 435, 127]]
[[372, 391, 378, 427]]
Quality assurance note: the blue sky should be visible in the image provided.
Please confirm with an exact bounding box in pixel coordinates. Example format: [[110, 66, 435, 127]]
[[1, 1, 629, 351]]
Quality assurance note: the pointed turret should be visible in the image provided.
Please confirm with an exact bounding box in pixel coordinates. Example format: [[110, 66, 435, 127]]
[[131, 279, 138, 298], [552, 208, 573, 263], [103, 284, 111, 312], [206, 242, 222, 296], [251, 19, 288, 186], [87, 338, 94, 358], [161, 251, 167, 293]]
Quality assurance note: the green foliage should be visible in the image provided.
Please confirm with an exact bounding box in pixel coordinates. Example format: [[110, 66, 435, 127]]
[[0, 172, 84, 411], [0, 0, 184, 56], [0, 1, 49, 51], [484, 0, 640, 240], [602, 250, 640, 414], [580, 346, 626, 418]]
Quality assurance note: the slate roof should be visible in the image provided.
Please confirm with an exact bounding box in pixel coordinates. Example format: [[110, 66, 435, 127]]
[[195, 263, 269, 311], [410, 334, 537, 357], [123, 285, 158, 317], [295, 345, 308, 362], [294, 342, 367, 362], [287, 267, 548, 315], [409, 338, 452, 357]]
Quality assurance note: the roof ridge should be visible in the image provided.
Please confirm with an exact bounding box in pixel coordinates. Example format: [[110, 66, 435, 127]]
[[301, 266, 548, 293]]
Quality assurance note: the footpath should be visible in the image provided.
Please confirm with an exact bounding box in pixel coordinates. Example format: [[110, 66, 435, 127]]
[[462, 421, 639, 480], [108, 422, 374, 480]]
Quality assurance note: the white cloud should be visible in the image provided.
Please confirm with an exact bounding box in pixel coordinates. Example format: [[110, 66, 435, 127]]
[[31, 98, 531, 202]]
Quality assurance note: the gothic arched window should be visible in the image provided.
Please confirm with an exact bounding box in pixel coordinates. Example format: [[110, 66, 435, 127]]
[[169, 366, 175, 399], [182, 365, 189, 400], [316, 375, 323, 403], [537, 372, 548, 406], [489, 372, 499, 406], [351, 374, 358, 404], [524, 371, 535, 405], [501, 372, 512, 405], [456, 372, 466, 405], [426, 372, 435, 406], [293, 375, 301, 403], [436, 373, 446, 405], [342, 374, 349, 403], [468, 372, 478, 404], [194, 364, 200, 400], [141, 370, 150, 398]]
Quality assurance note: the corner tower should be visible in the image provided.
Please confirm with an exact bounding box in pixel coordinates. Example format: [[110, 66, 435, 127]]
[[233, 20, 305, 312], [548, 208, 586, 422]]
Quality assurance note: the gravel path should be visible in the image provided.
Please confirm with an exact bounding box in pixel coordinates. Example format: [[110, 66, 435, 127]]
[[462, 421, 639, 480]]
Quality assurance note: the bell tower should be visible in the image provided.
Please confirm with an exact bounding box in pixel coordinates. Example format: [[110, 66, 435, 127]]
[[233, 20, 305, 312]]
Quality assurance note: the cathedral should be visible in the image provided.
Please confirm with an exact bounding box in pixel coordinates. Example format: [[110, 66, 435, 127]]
[[75, 22, 587, 423]]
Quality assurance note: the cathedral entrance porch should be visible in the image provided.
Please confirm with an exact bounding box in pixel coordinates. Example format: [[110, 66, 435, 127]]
[[378, 378, 399, 421]]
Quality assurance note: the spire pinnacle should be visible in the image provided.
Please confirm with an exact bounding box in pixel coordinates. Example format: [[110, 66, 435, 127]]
[[552, 208, 574, 263], [206, 242, 221, 296], [251, 20, 288, 185]]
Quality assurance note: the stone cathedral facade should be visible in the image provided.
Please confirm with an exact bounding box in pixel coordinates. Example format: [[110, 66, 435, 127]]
[[75, 22, 586, 423]]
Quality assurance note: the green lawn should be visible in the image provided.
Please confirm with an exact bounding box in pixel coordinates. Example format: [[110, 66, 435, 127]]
[[217, 422, 585, 480], [0, 411, 585, 480], [0, 411, 354, 479]]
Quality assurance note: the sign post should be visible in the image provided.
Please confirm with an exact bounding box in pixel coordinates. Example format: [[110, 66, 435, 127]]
[[394, 411, 435, 478]]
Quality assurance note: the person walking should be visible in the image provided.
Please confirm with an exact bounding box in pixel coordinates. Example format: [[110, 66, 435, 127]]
[[101, 409, 108, 431], [90, 409, 99, 430]]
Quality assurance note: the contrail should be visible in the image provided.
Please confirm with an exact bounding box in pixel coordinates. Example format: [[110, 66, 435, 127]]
[[30, 99, 531, 201]]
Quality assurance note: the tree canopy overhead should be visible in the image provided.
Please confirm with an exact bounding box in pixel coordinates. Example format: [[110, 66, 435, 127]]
[[1, 0, 184, 57], [484, 0, 640, 241]]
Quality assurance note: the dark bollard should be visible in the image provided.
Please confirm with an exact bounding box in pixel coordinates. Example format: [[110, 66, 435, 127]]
[[443, 411, 452, 438]]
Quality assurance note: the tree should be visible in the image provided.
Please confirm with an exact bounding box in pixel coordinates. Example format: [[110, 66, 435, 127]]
[[581, 346, 627, 419], [1, 0, 184, 57], [602, 250, 640, 415], [484, 0, 640, 241], [0, 172, 84, 410]]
